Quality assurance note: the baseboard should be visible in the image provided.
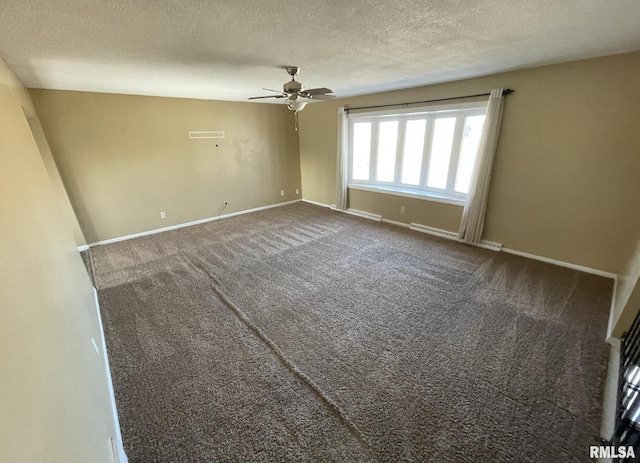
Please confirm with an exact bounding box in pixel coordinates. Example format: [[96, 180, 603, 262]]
[[77, 244, 90, 252], [86, 200, 301, 247], [606, 335, 621, 350], [606, 278, 620, 341], [409, 223, 502, 252], [92, 288, 128, 463], [600, 345, 620, 448], [302, 198, 333, 208], [501, 247, 617, 280]]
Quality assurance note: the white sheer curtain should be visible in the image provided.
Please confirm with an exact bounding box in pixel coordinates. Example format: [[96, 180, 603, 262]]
[[335, 107, 349, 210], [458, 88, 505, 243]]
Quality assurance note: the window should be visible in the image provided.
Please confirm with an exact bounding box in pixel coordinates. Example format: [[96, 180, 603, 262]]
[[348, 103, 487, 204]]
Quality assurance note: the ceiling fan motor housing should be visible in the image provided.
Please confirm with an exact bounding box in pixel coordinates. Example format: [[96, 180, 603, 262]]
[[284, 80, 303, 94]]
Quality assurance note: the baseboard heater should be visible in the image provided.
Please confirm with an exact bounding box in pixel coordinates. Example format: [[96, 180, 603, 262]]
[[605, 309, 640, 461], [409, 223, 502, 251], [340, 208, 382, 222]]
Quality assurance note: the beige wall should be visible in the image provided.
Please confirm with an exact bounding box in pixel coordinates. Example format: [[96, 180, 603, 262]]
[[0, 57, 118, 462], [299, 51, 640, 274], [25, 114, 87, 246], [30, 90, 302, 244], [348, 188, 463, 232]]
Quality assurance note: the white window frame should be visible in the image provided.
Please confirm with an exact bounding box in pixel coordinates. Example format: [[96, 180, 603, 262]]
[[347, 101, 488, 205]]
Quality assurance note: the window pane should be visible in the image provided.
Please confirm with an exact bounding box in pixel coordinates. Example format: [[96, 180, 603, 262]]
[[427, 117, 456, 189], [352, 122, 371, 180], [401, 119, 426, 185], [454, 115, 486, 194], [376, 121, 398, 182]]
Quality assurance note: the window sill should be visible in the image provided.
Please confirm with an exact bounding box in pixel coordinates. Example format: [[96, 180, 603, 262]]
[[348, 184, 466, 206]]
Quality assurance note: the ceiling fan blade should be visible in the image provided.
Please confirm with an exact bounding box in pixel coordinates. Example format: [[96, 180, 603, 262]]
[[248, 95, 286, 100], [303, 87, 333, 95], [305, 94, 336, 100], [263, 88, 285, 93]]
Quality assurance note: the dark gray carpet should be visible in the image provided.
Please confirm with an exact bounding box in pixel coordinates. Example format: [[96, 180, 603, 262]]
[[90, 202, 612, 462]]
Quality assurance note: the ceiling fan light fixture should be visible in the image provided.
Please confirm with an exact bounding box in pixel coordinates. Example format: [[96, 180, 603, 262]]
[[285, 97, 307, 112], [249, 67, 333, 121]]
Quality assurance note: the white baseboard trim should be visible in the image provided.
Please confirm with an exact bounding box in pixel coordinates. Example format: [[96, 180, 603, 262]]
[[92, 288, 128, 463], [606, 278, 620, 341], [86, 200, 301, 247], [409, 223, 502, 252], [381, 218, 410, 228], [302, 198, 333, 208], [77, 244, 90, 252], [501, 247, 617, 279], [600, 345, 620, 447], [606, 335, 621, 350]]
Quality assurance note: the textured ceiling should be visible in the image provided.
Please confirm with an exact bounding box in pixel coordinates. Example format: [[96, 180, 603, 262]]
[[1, 0, 640, 102]]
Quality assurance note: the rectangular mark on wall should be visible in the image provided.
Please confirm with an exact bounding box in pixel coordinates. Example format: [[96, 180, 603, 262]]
[[189, 131, 225, 139]]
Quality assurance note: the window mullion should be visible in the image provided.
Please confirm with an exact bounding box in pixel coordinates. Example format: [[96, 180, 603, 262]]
[[394, 119, 406, 185], [348, 120, 354, 182], [446, 115, 465, 194], [369, 121, 379, 183], [419, 117, 434, 190]]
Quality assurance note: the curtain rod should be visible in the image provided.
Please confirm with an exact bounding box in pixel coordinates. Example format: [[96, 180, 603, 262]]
[[345, 88, 514, 112]]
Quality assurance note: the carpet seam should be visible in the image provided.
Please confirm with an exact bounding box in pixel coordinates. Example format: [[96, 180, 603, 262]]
[[177, 248, 374, 454]]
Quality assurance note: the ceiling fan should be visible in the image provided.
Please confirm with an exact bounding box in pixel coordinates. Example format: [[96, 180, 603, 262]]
[[249, 66, 335, 113]]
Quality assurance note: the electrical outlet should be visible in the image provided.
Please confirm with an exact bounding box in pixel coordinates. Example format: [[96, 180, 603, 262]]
[[280, 190, 285, 196], [400, 207, 405, 213], [296, 189, 300, 195], [160, 211, 166, 219]]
